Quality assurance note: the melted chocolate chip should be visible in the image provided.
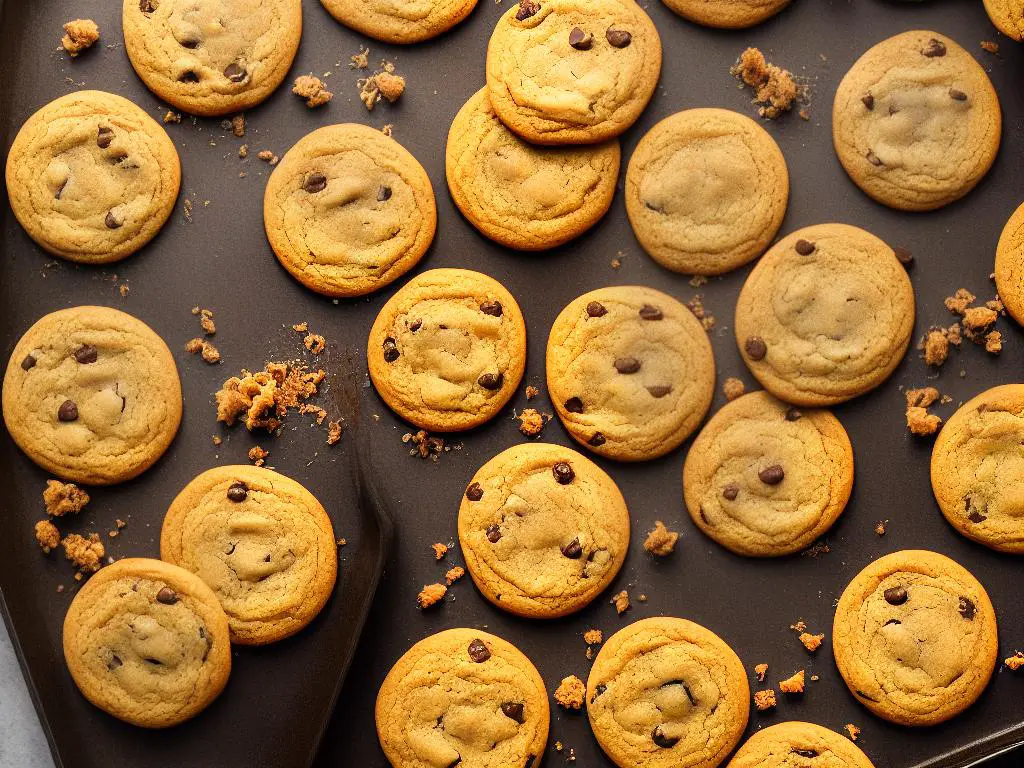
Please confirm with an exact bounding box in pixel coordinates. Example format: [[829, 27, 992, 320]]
[[467, 638, 491, 662], [959, 596, 976, 620], [552, 461, 575, 484], [883, 586, 908, 605], [409, 319, 422, 332], [795, 239, 816, 256], [139, 0, 159, 11], [55, 180, 67, 200], [97, 126, 114, 149], [382, 338, 400, 363], [480, 300, 503, 317], [156, 587, 178, 604], [614, 357, 641, 374], [588, 432, 606, 447], [303, 173, 327, 193], [21, 354, 36, 371], [646, 385, 672, 398], [58, 400, 79, 422], [744, 336, 767, 360], [861, 93, 875, 110], [893, 246, 914, 267], [108, 654, 123, 670], [561, 537, 583, 559], [758, 464, 785, 485], [501, 702, 526, 723], [785, 407, 802, 421], [793, 749, 818, 758], [949, 88, 967, 102], [74, 345, 98, 364], [478, 372, 504, 390], [515, 0, 540, 20], [922, 38, 947, 57], [883, 618, 901, 627], [639, 304, 663, 321], [569, 27, 593, 50], [105, 211, 122, 229], [591, 683, 607, 703], [485, 523, 501, 543], [224, 62, 247, 82], [586, 301, 607, 318], [722, 482, 739, 501], [606, 28, 632, 48], [466, 483, 484, 501], [179, 71, 200, 83], [564, 397, 584, 413], [967, 508, 988, 523], [227, 482, 248, 502], [377, 185, 392, 202], [178, 35, 201, 49], [866, 149, 884, 167], [652, 725, 679, 748]]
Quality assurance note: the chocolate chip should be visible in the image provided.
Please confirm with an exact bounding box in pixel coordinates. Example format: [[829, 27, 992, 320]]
[[105, 211, 122, 229], [468, 638, 491, 662], [744, 336, 767, 360], [303, 173, 327, 193], [377, 185, 392, 202], [466, 482, 484, 501], [383, 338, 400, 363], [569, 27, 593, 50], [224, 62, 247, 82], [861, 93, 875, 110], [224, 542, 236, 555], [515, 0, 540, 20], [758, 464, 785, 485], [950, 88, 967, 102], [485, 523, 501, 542], [97, 126, 114, 149], [178, 36, 201, 49], [21, 354, 36, 371], [74, 345, 98, 364], [866, 149, 884, 167], [552, 461, 575, 484], [444, 758, 461, 768], [480, 300, 503, 317], [139, 0, 159, 11], [55, 180, 67, 200], [959, 596, 976, 620], [785, 407, 802, 421], [722, 483, 739, 501], [564, 397, 584, 413], [501, 702, 526, 723], [156, 587, 178, 604], [409, 319, 422, 332], [58, 400, 79, 422], [226, 482, 248, 502], [652, 726, 679, 748], [639, 304, 663, 321], [591, 683, 607, 703], [883, 586, 907, 605], [107, 654, 123, 670], [561, 537, 583, 559], [586, 301, 607, 318], [478, 372, 504, 390], [646, 385, 672, 398], [967, 509, 988, 523], [795, 239, 816, 256], [614, 357, 641, 374], [179, 71, 200, 83], [893, 246, 914, 267], [922, 38, 947, 57], [883, 618, 901, 627], [606, 28, 632, 48], [793, 750, 819, 758], [588, 432, 606, 447]]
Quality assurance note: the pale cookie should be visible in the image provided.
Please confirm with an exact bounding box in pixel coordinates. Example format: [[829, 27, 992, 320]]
[[63, 558, 231, 728], [458, 443, 630, 618], [683, 391, 854, 557], [486, 0, 662, 145], [161, 465, 338, 645], [547, 286, 715, 461], [661, 0, 791, 29], [367, 269, 526, 431], [321, 0, 478, 43], [734, 223, 915, 407], [833, 550, 999, 726], [727, 721, 876, 768], [994, 201, 1024, 326], [264, 124, 437, 298], [123, 0, 302, 117], [930, 384, 1024, 554], [587, 617, 749, 768], [2, 307, 182, 485], [832, 31, 1001, 211], [446, 88, 621, 250], [5, 90, 180, 264], [984, 0, 1024, 41], [625, 108, 789, 276], [376, 628, 549, 768]]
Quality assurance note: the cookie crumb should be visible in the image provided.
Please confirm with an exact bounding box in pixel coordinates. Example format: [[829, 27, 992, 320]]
[[779, 669, 805, 694], [844, 723, 861, 742], [186, 338, 221, 364], [293, 75, 333, 108], [525, 385, 540, 400], [553, 675, 586, 710], [292, 322, 309, 333], [610, 256, 622, 270], [722, 377, 746, 402], [336, 537, 348, 547], [905, 386, 942, 437], [62, 19, 99, 57], [798, 632, 825, 652], [327, 420, 343, 445], [945, 288, 976, 315], [403, 430, 448, 460], [44, 480, 90, 517], [610, 590, 631, 615], [801, 539, 830, 557], [257, 149, 279, 164], [445, 566, 465, 585], [584, 629, 603, 645], [754, 663, 769, 682], [922, 328, 950, 367], [963, 306, 998, 334], [374, 72, 406, 103], [35, 520, 60, 554], [163, 110, 182, 124], [731, 47, 800, 119], [432, 542, 448, 561], [753, 689, 777, 711], [194, 307, 216, 335], [304, 333, 326, 354], [689, 275, 708, 288], [985, 330, 1002, 355], [874, 519, 888, 536], [687, 295, 716, 331], [216, 362, 326, 432], [239, 144, 249, 159], [637, 594, 647, 602], [1005, 652, 1024, 671], [231, 114, 246, 137], [790, 620, 807, 632], [62, 533, 105, 573], [248, 446, 268, 466], [517, 408, 546, 437], [350, 47, 370, 69], [643, 521, 679, 557], [981, 40, 1000, 54], [381, 124, 393, 137], [212, 435, 222, 446], [416, 583, 446, 609]]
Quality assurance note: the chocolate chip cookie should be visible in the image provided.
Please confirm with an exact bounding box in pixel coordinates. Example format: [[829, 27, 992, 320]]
[[994, 201, 1024, 326], [734, 223, 915, 406], [833, 550, 999, 726], [547, 286, 715, 461], [683, 391, 854, 557], [486, 0, 662, 145], [123, 0, 303, 117], [321, 0, 479, 43], [661, 0, 791, 29], [5, 90, 180, 264], [984, 0, 1024, 42], [625, 108, 789, 275], [63, 558, 231, 728], [833, 31, 1001, 211], [458, 443, 630, 618], [446, 88, 621, 250], [367, 269, 527, 431], [588, 617, 749, 768], [376, 628, 549, 768], [727, 722, 876, 768], [2, 306, 182, 485], [264, 124, 437, 298]]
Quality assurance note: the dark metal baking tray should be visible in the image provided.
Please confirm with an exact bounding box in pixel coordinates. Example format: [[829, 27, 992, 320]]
[[2, 1, 1023, 768]]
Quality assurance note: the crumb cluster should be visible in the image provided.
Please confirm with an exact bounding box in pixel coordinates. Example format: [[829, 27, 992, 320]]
[[731, 47, 801, 119]]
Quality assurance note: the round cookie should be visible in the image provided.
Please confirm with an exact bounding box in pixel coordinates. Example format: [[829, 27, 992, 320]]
[[984, 0, 1024, 42], [123, 0, 302, 117], [833, 550, 999, 726], [486, 0, 662, 145], [625, 108, 789, 276], [376, 628, 549, 768], [264, 124, 437, 298], [320, 0, 478, 43], [734, 223, 915, 407], [458, 443, 630, 618], [727, 722, 876, 768], [930, 384, 1024, 554], [5, 90, 180, 264], [63, 558, 231, 729], [446, 88, 621, 251], [683, 391, 854, 557], [587, 617, 749, 768], [161, 465, 338, 645], [661, 0, 790, 29], [367, 269, 526, 431], [2, 306, 182, 485], [547, 286, 715, 461], [994, 201, 1024, 326], [832, 31, 1001, 212]]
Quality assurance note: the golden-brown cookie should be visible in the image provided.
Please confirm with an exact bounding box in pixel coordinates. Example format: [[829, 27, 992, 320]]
[[727, 722, 876, 768], [994, 201, 1024, 326], [661, 0, 791, 29], [984, 0, 1024, 41], [320, 0, 479, 43]]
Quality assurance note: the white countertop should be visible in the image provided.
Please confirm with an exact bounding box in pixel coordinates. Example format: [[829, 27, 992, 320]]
[[0, 622, 54, 768]]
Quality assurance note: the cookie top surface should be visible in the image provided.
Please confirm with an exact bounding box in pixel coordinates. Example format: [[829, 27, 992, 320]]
[[734, 223, 915, 407], [122, 0, 302, 117], [5, 90, 180, 264], [62, 558, 231, 728], [683, 391, 853, 557], [994, 201, 1024, 326], [321, 0, 479, 43], [625, 108, 789, 276], [446, 88, 621, 251], [660, 0, 790, 29], [832, 550, 999, 726], [264, 124, 437, 298], [832, 30, 1001, 212], [485, 0, 662, 145], [2, 306, 182, 485], [376, 628, 549, 768], [984, 0, 1024, 42], [458, 443, 630, 618], [160, 465, 338, 644], [587, 617, 749, 768], [930, 384, 1024, 554], [727, 721, 875, 768], [367, 269, 527, 431], [547, 285, 715, 461]]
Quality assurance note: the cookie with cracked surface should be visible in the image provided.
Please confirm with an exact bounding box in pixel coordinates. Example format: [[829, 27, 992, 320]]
[[2, 306, 182, 485], [683, 391, 853, 557], [833, 550, 998, 726], [367, 269, 526, 431], [832, 31, 1001, 211], [547, 286, 715, 461], [458, 443, 630, 618], [734, 223, 915, 407], [984, 0, 1024, 41], [321, 0, 478, 43], [587, 616, 749, 768], [123, 0, 302, 117], [161, 465, 338, 645], [376, 628, 549, 768], [625, 108, 788, 276], [727, 721, 876, 768], [63, 557, 231, 728], [264, 124, 437, 298], [446, 88, 621, 250], [930, 384, 1024, 554], [486, 0, 662, 145], [994, 201, 1024, 326], [661, 0, 790, 29], [5, 90, 180, 264]]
